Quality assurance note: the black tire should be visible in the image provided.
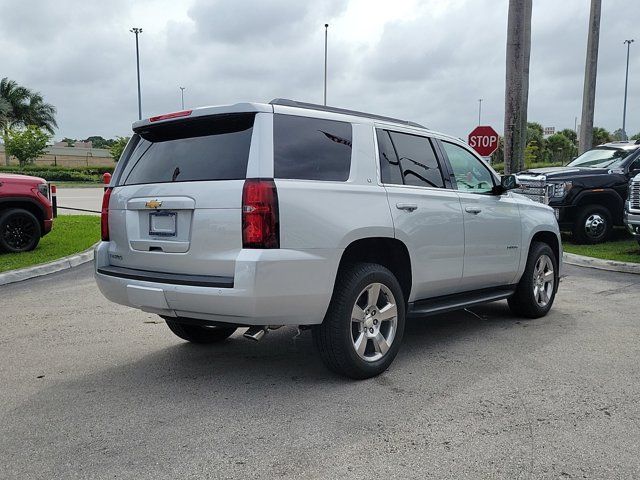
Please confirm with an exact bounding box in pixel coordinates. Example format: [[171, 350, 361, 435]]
[[572, 204, 612, 244], [0, 208, 41, 253], [312, 262, 406, 379], [164, 318, 237, 344], [508, 242, 558, 319]]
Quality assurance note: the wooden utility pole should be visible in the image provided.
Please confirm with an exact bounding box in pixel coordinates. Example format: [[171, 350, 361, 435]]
[[503, 0, 531, 175], [517, 0, 532, 173], [579, 0, 601, 154]]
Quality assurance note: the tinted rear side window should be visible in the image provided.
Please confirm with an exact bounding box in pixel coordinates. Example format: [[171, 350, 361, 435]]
[[377, 130, 404, 185], [377, 129, 444, 188], [274, 114, 352, 181], [121, 113, 255, 185]]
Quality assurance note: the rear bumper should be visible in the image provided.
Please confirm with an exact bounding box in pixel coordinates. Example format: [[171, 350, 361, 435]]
[[624, 210, 640, 238], [94, 242, 340, 326]]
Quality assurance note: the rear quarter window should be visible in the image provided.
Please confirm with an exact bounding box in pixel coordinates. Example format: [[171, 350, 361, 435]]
[[120, 113, 255, 186], [273, 114, 352, 181]]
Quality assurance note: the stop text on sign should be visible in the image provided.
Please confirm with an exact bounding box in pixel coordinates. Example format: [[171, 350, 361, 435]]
[[469, 135, 498, 148], [467, 126, 500, 157]]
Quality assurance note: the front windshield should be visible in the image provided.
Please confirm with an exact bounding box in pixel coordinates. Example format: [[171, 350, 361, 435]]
[[567, 147, 634, 168]]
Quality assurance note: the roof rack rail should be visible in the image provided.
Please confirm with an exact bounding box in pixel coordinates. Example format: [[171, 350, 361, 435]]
[[269, 98, 426, 129]]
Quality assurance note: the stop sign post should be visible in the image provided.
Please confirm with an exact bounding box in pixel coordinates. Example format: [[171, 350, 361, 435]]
[[468, 126, 499, 159]]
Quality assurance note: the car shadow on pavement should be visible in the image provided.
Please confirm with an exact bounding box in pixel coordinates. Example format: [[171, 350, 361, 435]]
[[44, 300, 551, 393], [2, 300, 569, 479]]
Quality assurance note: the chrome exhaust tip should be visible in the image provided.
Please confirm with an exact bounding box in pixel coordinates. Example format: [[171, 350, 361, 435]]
[[243, 326, 268, 342]]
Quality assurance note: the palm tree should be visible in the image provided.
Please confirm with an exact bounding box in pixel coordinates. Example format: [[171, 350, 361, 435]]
[[1, 77, 57, 165], [0, 98, 10, 129]]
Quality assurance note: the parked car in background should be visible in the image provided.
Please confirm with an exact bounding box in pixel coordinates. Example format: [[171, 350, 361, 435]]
[[95, 99, 561, 379], [0, 173, 53, 252], [624, 172, 640, 246], [516, 141, 640, 244]]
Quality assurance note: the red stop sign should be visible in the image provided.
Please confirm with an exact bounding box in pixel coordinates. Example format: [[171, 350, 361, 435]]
[[468, 126, 500, 157]]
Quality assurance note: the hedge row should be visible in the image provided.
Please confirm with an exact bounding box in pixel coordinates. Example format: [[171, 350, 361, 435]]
[[0, 165, 114, 174], [0, 165, 114, 182]]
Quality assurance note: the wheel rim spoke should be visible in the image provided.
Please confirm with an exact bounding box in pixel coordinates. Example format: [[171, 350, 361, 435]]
[[372, 333, 390, 355], [352, 305, 366, 323], [366, 283, 381, 308], [541, 288, 550, 304], [376, 303, 397, 322], [354, 332, 367, 356]]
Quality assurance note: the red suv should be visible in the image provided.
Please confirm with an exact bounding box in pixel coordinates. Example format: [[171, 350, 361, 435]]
[[0, 173, 54, 252]]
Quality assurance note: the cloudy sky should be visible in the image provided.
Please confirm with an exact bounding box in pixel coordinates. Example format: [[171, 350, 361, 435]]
[[1, 0, 638, 141]]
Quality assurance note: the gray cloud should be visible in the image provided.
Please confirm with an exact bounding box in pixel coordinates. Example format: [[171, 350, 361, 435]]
[[0, 0, 637, 142]]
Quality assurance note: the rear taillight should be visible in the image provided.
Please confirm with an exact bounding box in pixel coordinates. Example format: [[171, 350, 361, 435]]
[[101, 187, 113, 241], [242, 179, 279, 249]]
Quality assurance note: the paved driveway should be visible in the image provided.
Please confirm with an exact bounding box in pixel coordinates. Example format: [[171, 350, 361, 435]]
[[0, 264, 639, 479], [55, 187, 103, 215]]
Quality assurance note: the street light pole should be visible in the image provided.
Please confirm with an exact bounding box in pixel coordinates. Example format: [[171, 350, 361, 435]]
[[130, 27, 143, 120], [622, 39, 634, 141], [324, 23, 328, 106], [180, 86, 185, 110], [478, 99, 483, 125]]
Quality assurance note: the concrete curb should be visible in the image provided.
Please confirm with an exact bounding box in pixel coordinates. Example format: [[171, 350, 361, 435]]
[[0, 243, 97, 286], [563, 252, 640, 275]]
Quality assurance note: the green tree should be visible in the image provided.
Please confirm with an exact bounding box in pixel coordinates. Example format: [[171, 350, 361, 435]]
[[61, 137, 76, 147], [546, 133, 576, 164], [1, 77, 57, 165], [558, 128, 577, 145], [612, 128, 625, 141], [524, 143, 540, 165], [84, 135, 115, 149], [525, 122, 545, 163], [631, 132, 640, 141], [591, 127, 611, 147], [0, 98, 10, 128], [4, 126, 51, 166], [109, 136, 130, 162]]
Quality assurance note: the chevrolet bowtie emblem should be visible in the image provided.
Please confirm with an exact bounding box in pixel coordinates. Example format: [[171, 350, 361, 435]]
[[145, 199, 162, 209]]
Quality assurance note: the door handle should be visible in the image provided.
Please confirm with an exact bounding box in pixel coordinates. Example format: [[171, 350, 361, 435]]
[[465, 207, 482, 214], [396, 203, 418, 212]]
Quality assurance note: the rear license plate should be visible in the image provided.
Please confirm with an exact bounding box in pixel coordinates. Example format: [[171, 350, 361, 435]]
[[149, 211, 177, 236]]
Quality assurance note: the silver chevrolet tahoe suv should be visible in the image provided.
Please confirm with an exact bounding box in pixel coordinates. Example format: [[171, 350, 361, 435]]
[[95, 99, 562, 379]]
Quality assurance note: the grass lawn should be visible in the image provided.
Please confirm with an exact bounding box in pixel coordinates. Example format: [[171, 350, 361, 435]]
[[563, 233, 640, 264], [0, 215, 100, 273]]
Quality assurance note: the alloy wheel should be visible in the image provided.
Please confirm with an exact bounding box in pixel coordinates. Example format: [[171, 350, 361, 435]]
[[2, 213, 36, 250], [532, 254, 554, 308], [350, 282, 398, 362]]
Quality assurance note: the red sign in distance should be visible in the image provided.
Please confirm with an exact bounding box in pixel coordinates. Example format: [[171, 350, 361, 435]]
[[468, 126, 499, 157]]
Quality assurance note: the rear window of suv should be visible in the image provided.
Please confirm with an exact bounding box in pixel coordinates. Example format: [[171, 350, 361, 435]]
[[120, 113, 255, 185], [274, 114, 352, 181]]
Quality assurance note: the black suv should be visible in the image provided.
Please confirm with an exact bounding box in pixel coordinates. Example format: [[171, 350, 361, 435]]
[[516, 141, 640, 244]]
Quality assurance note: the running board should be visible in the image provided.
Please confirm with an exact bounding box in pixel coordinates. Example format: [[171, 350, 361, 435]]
[[407, 286, 516, 318]]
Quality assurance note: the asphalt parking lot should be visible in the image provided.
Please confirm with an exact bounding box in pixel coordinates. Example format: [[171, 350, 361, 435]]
[[1, 263, 639, 479], [55, 187, 103, 215]]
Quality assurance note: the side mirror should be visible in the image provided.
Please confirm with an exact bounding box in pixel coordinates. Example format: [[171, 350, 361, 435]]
[[493, 174, 518, 195], [501, 174, 518, 190]]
